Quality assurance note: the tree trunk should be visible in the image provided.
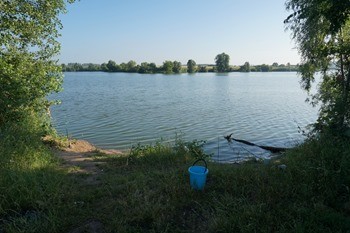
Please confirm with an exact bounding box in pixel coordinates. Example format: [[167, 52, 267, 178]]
[[228, 137, 288, 153], [339, 30, 350, 129], [341, 66, 350, 128]]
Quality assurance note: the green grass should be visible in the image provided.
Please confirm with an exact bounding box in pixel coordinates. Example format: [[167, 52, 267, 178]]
[[1, 117, 350, 232]]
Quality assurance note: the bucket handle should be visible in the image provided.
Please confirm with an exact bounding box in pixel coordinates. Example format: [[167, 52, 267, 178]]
[[192, 158, 207, 173]]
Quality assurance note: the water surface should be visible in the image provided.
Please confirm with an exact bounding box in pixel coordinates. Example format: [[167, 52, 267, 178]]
[[51, 72, 318, 162]]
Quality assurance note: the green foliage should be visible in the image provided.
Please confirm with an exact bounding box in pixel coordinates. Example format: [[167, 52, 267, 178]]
[[119, 62, 127, 71], [260, 64, 270, 72], [2, 124, 350, 232], [269, 63, 299, 72], [86, 63, 101, 71], [253, 64, 271, 72], [198, 65, 208, 72], [173, 136, 210, 160], [285, 0, 350, 35], [139, 62, 157, 74], [126, 60, 138, 72], [129, 137, 210, 162], [128, 141, 172, 163], [162, 60, 174, 74], [63, 63, 84, 72], [172, 61, 182, 73], [101, 63, 108, 72], [215, 52, 230, 72], [106, 60, 120, 72], [62, 60, 301, 74], [185, 140, 210, 160], [284, 134, 350, 210], [72, 136, 350, 232], [239, 61, 251, 72], [0, 0, 74, 127], [187, 59, 197, 73], [0, 115, 76, 232], [285, 0, 350, 132], [148, 63, 157, 73]]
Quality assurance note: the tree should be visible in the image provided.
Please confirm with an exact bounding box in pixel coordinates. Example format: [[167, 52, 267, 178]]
[[0, 0, 75, 126], [126, 60, 137, 72], [187, 59, 197, 73], [172, 61, 182, 73], [87, 63, 101, 71], [106, 60, 120, 72], [198, 66, 208, 73], [162, 61, 174, 74], [285, 0, 350, 132], [61, 64, 67, 71], [119, 63, 127, 72], [138, 62, 157, 74], [101, 63, 108, 72], [240, 62, 251, 72], [62, 63, 81, 72], [71, 63, 83, 71], [215, 53, 230, 72], [149, 63, 157, 73], [139, 62, 150, 74], [286, 62, 291, 71], [260, 64, 270, 72]]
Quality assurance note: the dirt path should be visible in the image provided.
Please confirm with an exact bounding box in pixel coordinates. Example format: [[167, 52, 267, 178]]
[[49, 139, 123, 232], [50, 138, 122, 183]]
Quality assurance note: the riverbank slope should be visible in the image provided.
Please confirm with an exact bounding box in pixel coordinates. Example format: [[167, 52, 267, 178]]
[[1, 121, 349, 232]]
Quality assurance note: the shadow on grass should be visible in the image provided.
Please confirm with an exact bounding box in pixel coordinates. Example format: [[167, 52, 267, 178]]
[[1, 134, 350, 232]]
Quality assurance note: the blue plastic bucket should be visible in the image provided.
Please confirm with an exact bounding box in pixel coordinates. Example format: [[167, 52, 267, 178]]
[[188, 159, 209, 191]]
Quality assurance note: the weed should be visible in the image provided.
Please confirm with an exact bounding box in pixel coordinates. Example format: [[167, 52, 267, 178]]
[[1, 119, 350, 232]]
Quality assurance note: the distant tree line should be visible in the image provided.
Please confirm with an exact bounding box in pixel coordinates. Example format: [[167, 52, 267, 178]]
[[62, 53, 299, 73], [62, 60, 185, 74], [239, 62, 299, 72]]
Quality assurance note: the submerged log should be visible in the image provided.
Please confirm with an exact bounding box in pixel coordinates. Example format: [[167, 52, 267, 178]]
[[224, 134, 288, 153]]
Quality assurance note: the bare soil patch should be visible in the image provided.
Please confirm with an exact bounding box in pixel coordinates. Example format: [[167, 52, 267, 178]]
[[45, 137, 122, 179]]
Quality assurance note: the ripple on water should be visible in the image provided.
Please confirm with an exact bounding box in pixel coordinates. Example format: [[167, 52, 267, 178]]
[[50, 72, 319, 163]]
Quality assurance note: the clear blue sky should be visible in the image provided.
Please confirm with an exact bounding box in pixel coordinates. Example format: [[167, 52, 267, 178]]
[[59, 0, 300, 66]]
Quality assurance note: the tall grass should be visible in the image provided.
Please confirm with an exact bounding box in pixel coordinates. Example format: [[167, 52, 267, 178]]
[[0, 114, 76, 232], [206, 134, 350, 232], [75, 134, 350, 232], [1, 115, 349, 232]]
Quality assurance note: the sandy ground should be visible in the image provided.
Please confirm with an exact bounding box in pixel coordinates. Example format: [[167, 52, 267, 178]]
[[53, 139, 122, 175]]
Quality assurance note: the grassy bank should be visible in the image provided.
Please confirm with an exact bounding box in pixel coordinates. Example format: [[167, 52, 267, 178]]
[[1, 120, 350, 232]]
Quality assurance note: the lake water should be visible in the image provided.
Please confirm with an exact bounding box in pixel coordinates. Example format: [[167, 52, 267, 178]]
[[50, 72, 319, 163]]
